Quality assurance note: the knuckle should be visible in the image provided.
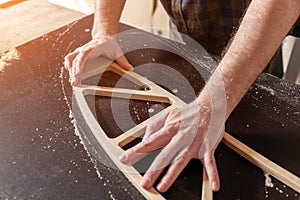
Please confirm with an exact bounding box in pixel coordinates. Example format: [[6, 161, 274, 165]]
[[161, 177, 172, 188], [145, 126, 155, 135], [156, 152, 168, 163], [164, 176, 172, 184], [64, 55, 70, 60], [163, 125, 177, 136], [126, 149, 134, 156], [64, 55, 72, 62], [175, 156, 186, 165], [205, 155, 215, 164], [207, 167, 218, 177], [175, 150, 191, 165], [142, 139, 152, 150]]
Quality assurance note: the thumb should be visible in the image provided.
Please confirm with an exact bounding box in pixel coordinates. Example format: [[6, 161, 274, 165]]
[[115, 55, 134, 71]]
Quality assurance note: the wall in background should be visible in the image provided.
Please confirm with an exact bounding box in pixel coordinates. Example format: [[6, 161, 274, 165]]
[[49, 0, 170, 37], [0, 0, 85, 53], [48, 0, 93, 14]]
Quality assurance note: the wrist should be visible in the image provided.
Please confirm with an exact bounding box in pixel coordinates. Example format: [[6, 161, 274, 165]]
[[91, 33, 116, 43], [195, 90, 212, 121], [196, 75, 227, 122], [92, 22, 119, 41]]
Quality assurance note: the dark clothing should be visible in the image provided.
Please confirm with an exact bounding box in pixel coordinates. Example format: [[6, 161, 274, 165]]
[[291, 17, 300, 37], [160, 0, 300, 58]]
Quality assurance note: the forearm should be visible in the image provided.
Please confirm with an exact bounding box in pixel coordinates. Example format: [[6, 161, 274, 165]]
[[92, 0, 126, 39], [198, 0, 300, 119]]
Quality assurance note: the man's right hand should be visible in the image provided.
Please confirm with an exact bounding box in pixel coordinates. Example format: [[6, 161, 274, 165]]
[[64, 36, 133, 86]]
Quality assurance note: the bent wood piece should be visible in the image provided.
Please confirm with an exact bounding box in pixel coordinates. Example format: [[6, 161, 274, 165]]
[[75, 59, 187, 200], [223, 133, 300, 193], [202, 168, 213, 200], [75, 59, 300, 199]]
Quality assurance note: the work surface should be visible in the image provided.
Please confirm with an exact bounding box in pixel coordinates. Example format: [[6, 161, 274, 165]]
[[0, 0, 85, 53], [0, 15, 299, 200]]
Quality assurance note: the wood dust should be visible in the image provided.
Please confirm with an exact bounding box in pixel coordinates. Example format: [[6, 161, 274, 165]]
[[0, 48, 20, 72]]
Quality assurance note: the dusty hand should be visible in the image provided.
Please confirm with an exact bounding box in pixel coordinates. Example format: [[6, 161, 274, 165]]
[[64, 37, 133, 86], [119, 100, 224, 193]]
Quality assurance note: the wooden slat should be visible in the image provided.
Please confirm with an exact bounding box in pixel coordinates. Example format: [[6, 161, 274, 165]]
[[223, 133, 300, 193], [202, 168, 213, 200]]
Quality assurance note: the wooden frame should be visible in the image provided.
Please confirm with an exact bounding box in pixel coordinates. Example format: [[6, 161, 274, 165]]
[[73, 58, 300, 200]]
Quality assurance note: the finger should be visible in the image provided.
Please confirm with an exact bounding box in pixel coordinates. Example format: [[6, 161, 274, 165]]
[[68, 70, 74, 85], [67, 56, 77, 85], [70, 76, 79, 86], [115, 55, 134, 71], [156, 149, 191, 192], [143, 110, 169, 141], [119, 126, 174, 165], [70, 56, 81, 86], [141, 168, 165, 190], [70, 57, 77, 85], [74, 48, 93, 76], [140, 137, 187, 190], [201, 152, 220, 191], [64, 46, 83, 70], [64, 52, 77, 71]]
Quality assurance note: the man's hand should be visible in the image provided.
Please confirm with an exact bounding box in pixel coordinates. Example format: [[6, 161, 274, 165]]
[[119, 99, 223, 192], [64, 0, 131, 86], [64, 37, 133, 86]]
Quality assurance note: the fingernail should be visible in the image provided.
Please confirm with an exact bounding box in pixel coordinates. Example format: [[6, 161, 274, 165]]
[[127, 64, 134, 71], [140, 177, 151, 189], [157, 181, 167, 192], [212, 181, 218, 191], [119, 152, 127, 162]]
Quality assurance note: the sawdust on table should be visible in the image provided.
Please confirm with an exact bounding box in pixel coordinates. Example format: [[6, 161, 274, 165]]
[[264, 172, 274, 188], [0, 48, 20, 72]]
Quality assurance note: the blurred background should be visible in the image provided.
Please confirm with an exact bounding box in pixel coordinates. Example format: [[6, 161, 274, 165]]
[[0, 0, 299, 84], [0, 0, 169, 53]]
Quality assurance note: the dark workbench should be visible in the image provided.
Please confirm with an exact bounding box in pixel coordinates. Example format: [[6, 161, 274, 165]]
[[0, 15, 299, 200]]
